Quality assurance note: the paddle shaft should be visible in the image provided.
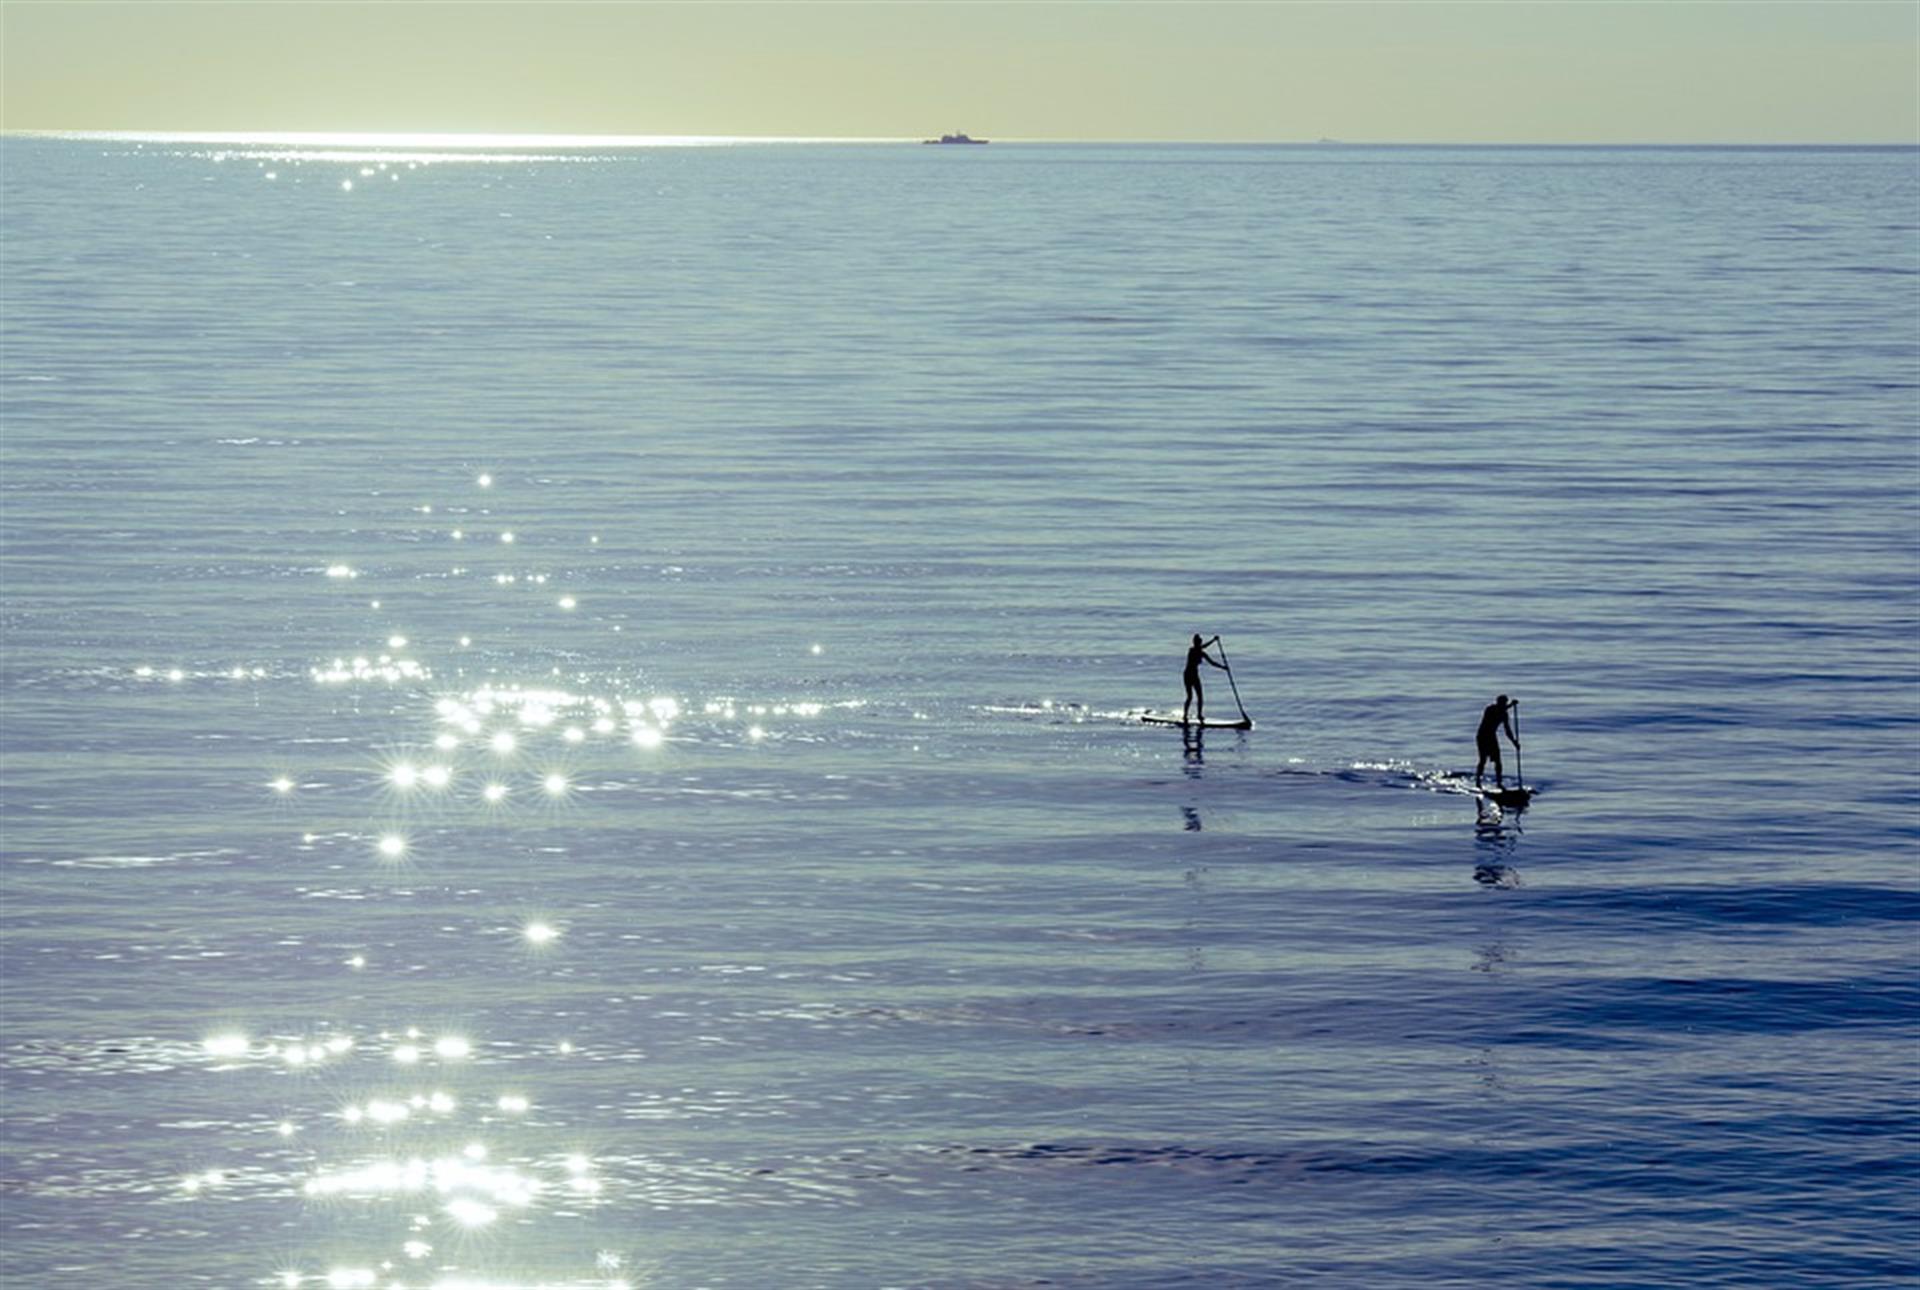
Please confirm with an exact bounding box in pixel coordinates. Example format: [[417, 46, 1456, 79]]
[[1513, 700, 1524, 788], [1214, 639, 1249, 721]]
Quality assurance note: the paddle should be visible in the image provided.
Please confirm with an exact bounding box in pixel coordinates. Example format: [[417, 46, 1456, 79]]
[[1213, 637, 1250, 725], [1512, 698, 1525, 791]]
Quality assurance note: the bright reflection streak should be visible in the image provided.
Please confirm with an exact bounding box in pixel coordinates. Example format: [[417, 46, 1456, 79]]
[[489, 731, 517, 755], [269, 775, 294, 794], [541, 773, 568, 797], [203, 1033, 250, 1059], [500, 531, 515, 545], [563, 726, 585, 744], [497, 1094, 531, 1113], [435, 732, 461, 751], [313, 656, 429, 685], [434, 1036, 472, 1060], [389, 763, 420, 790], [394, 1044, 422, 1065], [304, 1152, 538, 1207], [376, 833, 408, 860], [631, 727, 663, 749], [523, 921, 559, 945], [446, 1196, 498, 1227], [482, 783, 508, 804], [423, 764, 452, 789], [477, 473, 492, 488]]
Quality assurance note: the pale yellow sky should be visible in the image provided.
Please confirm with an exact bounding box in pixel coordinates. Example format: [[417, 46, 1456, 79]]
[[3, 1, 1915, 144]]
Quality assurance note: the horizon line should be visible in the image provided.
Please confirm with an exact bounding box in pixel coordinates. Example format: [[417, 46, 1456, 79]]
[[5, 129, 1915, 150]]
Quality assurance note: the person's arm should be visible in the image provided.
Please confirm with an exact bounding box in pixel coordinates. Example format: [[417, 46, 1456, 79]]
[[1205, 650, 1226, 670]]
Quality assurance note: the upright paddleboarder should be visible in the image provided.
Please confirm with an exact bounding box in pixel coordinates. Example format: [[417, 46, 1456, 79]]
[[1183, 634, 1226, 725], [1475, 695, 1520, 789]]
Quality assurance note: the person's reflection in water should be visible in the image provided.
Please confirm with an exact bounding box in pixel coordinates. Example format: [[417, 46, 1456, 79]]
[[1181, 727, 1205, 777], [1472, 797, 1523, 888], [1182, 805, 1203, 832]]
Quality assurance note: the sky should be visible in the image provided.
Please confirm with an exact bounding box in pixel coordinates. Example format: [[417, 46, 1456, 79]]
[[3, 1, 1915, 144]]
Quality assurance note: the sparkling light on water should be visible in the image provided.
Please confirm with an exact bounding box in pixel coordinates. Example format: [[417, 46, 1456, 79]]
[[151, 468, 853, 1284], [202, 1032, 250, 1059]]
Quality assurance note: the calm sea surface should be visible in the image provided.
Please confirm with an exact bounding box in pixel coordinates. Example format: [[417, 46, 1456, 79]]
[[3, 137, 1917, 1288]]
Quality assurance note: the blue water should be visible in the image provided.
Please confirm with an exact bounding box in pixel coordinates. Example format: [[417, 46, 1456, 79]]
[[3, 136, 1917, 1288]]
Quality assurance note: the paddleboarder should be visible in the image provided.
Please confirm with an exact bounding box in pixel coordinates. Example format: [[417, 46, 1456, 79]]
[[1183, 634, 1226, 724], [1475, 695, 1520, 789]]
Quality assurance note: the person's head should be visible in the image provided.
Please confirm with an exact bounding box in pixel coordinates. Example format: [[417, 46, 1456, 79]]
[[1192, 634, 1203, 647], [1496, 694, 1510, 708]]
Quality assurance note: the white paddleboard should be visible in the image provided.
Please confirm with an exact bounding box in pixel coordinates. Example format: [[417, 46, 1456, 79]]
[[1140, 713, 1253, 731]]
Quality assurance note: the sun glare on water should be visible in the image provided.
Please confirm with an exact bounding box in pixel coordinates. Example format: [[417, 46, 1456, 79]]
[[154, 463, 867, 1286], [44, 129, 900, 169]]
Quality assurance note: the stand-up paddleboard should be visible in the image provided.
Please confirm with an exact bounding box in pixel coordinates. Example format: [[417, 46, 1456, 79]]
[[1420, 770, 1534, 809], [1141, 713, 1254, 731]]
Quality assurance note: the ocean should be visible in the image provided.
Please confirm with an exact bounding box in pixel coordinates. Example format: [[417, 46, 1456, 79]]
[[2, 136, 1916, 1288]]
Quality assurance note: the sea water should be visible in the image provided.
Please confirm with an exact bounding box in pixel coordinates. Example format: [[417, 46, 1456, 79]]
[[2, 137, 1916, 1288]]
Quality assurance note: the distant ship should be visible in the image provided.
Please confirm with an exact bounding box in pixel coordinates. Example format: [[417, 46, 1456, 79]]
[[923, 132, 988, 145]]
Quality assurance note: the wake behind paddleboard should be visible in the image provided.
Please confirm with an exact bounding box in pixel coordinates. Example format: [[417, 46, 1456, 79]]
[[1141, 714, 1254, 731], [1476, 784, 1533, 808]]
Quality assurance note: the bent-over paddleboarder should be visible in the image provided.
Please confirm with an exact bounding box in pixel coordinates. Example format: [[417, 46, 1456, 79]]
[[1475, 695, 1520, 788]]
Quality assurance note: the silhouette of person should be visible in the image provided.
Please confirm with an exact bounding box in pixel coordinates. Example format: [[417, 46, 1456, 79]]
[[1183, 634, 1225, 724], [1475, 695, 1520, 788]]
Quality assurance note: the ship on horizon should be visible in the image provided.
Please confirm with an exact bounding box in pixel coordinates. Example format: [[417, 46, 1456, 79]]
[[923, 132, 988, 145]]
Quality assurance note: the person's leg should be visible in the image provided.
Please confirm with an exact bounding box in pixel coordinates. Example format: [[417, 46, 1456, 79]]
[[1183, 680, 1195, 723]]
